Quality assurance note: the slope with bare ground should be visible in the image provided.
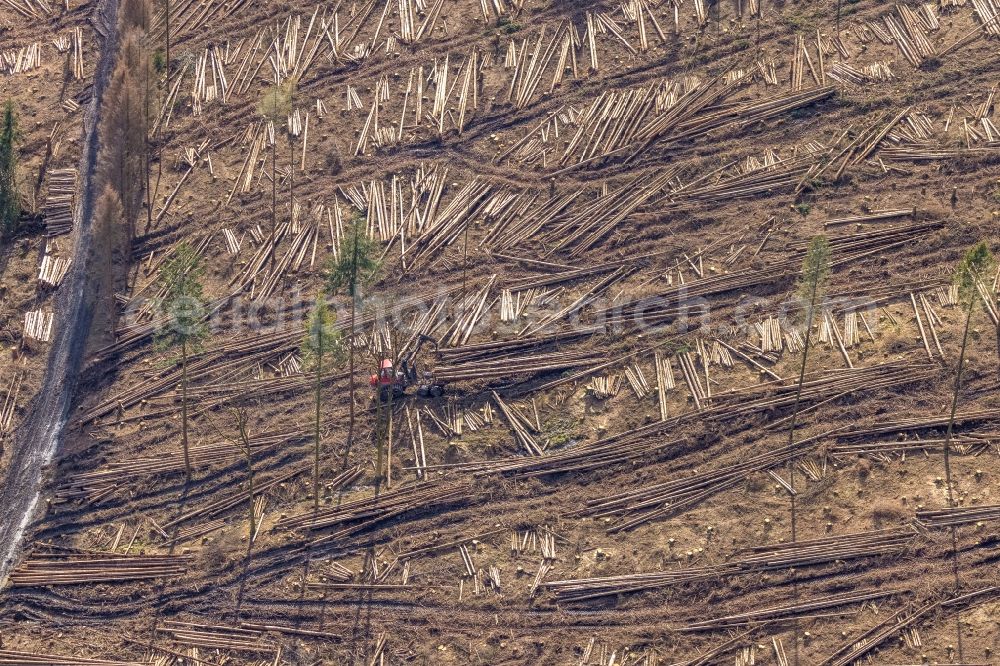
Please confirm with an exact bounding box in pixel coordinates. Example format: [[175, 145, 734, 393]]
[[2, 0, 1000, 664]]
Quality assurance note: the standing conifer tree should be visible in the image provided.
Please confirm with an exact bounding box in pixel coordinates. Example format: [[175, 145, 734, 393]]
[[258, 81, 294, 272], [0, 101, 20, 238], [156, 243, 208, 482], [326, 215, 382, 448], [942, 241, 995, 662], [786, 235, 830, 666]]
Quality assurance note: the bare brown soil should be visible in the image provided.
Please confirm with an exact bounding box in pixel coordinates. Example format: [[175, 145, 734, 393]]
[[2, 0, 1000, 664]]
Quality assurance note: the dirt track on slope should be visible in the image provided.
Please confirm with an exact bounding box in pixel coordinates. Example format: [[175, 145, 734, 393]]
[[0, 0, 120, 586]]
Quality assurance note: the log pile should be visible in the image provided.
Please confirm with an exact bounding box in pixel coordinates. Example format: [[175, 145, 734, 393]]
[[10, 552, 191, 587], [23, 309, 54, 342], [542, 171, 678, 257], [439, 329, 602, 365], [159, 619, 276, 654], [545, 528, 917, 602], [275, 482, 470, 544], [630, 86, 835, 164], [566, 445, 805, 531], [43, 168, 78, 236], [819, 587, 1000, 666], [521, 267, 634, 334], [880, 146, 1000, 161], [435, 348, 602, 384], [916, 504, 1000, 529], [38, 252, 72, 287], [190, 45, 232, 115], [492, 390, 542, 455], [70, 26, 84, 79], [823, 208, 915, 228], [884, 4, 937, 66], [830, 434, 990, 457], [0, 650, 151, 666], [835, 407, 1000, 439], [0, 369, 23, 435], [499, 78, 832, 175], [0, 42, 41, 75], [972, 0, 1000, 36], [0, 0, 53, 19], [827, 61, 895, 85], [803, 107, 910, 184], [681, 589, 900, 631]]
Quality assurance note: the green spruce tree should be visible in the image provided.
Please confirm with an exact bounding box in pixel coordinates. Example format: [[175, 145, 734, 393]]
[[786, 234, 830, 666], [0, 101, 21, 238], [258, 81, 295, 273], [326, 215, 382, 448], [943, 241, 996, 662], [156, 243, 208, 482]]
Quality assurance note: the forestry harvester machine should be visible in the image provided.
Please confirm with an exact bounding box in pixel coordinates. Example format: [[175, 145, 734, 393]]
[[370, 334, 445, 402]]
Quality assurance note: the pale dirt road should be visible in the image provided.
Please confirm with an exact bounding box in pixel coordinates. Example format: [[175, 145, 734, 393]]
[[0, 0, 120, 587]]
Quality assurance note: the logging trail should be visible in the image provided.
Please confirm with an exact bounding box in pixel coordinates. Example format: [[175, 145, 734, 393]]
[[0, 0, 121, 587]]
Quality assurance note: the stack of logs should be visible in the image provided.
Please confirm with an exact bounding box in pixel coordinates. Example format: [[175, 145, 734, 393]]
[[43, 168, 78, 236], [10, 551, 191, 587]]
